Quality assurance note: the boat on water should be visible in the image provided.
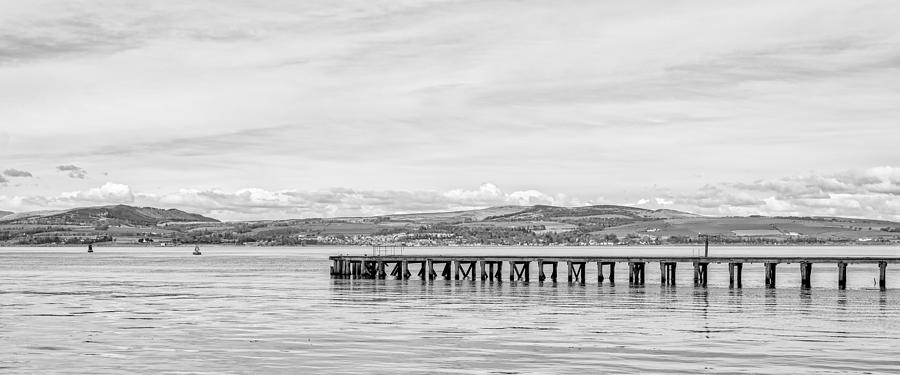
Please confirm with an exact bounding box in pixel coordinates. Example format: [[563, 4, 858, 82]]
[[87, 244, 93, 253], [193, 245, 202, 256]]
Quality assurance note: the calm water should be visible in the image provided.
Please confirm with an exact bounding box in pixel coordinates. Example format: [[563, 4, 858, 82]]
[[2, 246, 899, 374]]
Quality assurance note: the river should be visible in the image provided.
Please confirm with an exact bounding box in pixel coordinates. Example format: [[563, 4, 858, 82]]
[[1, 246, 898, 373]]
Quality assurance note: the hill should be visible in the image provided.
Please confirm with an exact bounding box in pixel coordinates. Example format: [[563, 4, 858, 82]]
[[2, 204, 899, 246], [0, 210, 11, 218], [0, 205, 218, 226]]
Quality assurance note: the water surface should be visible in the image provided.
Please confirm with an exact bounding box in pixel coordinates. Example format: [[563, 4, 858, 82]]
[[1, 246, 899, 374]]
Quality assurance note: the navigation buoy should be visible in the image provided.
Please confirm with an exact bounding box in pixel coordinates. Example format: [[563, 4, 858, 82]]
[[87, 244, 93, 253], [193, 245, 202, 256]]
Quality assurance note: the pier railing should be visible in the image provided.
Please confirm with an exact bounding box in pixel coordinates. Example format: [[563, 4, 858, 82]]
[[371, 245, 404, 257], [329, 255, 897, 290]]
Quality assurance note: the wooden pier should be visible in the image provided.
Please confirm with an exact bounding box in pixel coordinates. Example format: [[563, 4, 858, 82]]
[[329, 255, 898, 289]]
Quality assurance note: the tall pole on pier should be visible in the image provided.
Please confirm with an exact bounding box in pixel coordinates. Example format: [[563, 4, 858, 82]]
[[698, 233, 710, 257]]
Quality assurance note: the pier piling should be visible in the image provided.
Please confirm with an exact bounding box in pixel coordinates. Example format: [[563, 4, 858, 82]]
[[693, 262, 708, 287], [837, 262, 847, 289], [628, 262, 645, 285], [567, 261, 586, 284], [537, 260, 556, 282], [728, 263, 743, 288], [538, 261, 558, 282], [330, 255, 897, 291], [659, 262, 676, 285], [765, 263, 777, 288], [800, 262, 812, 289], [377, 261, 386, 279]]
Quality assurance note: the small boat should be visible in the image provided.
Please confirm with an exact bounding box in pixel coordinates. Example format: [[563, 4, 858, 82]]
[[193, 245, 202, 256], [87, 244, 93, 253]]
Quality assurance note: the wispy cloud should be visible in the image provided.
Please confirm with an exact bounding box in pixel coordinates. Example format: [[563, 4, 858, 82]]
[[3, 168, 33, 178], [2, 1, 900, 215], [140, 183, 588, 220], [56, 164, 86, 179], [648, 166, 900, 221], [3, 167, 900, 221], [0, 182, 587, 221]]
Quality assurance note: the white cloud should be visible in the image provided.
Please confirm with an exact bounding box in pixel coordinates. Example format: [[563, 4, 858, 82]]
[[60, 182, 134, 203], [0, 182, 591, 220], [655, 166, 900, 220], [2, 1, 900, 202], [0, 182, 134, 211], [3, 168, 900, 222], [655, 197, 673, 206]]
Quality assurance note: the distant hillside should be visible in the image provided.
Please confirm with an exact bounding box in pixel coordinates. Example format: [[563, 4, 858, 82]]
[[0, 210, 11, 218], [482, 205, 698, 222], [2, 203, 899, 246], [0, 205, 218, 226], [377, 206, 529, 223]]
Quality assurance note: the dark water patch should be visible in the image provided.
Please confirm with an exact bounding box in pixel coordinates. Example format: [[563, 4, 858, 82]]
[[25, 346, 70, 351]]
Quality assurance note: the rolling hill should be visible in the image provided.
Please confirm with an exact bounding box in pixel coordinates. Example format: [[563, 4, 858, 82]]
[[0, 205, 218, 226], [1, 204, 899, 246]]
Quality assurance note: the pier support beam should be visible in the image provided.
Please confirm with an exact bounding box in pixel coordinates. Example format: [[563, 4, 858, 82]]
[[456, 261, 476, 280], [879, 261, 887, 289], [508, 261, 530, 282], [628, 262, 645, 285], [608, 263, 615, 284], [360, 261, 369, 278], [693, 262, 708, 287], [492, 262, 503, 281], [401, 260, 409, 280], [377, 261, 386, 279], [441, 262, 451, 279], [567, 261, 586, 284], [837, 262, 847, 289], [597, 262, 617, 284], [659, 262, 676, 285], [800, 262, 812, 289], [539, 261, 558, 282], [764, 262, 777, 288], [598, 261, 605, 283], [478, 260, 486, 280], [425, 260, 435, 280], [728, 263, 743, 288]]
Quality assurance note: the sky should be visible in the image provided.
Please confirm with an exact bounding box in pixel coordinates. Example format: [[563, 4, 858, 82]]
[[1, 0, 900, 221]]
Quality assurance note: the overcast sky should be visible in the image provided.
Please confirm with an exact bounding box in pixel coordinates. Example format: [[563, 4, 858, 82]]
[[1, 0, 900, 221]]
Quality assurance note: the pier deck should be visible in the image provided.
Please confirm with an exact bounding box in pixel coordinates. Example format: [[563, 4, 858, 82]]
[[329, 255, 898, 289]]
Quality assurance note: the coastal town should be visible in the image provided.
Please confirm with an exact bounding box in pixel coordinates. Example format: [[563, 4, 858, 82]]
[[2, 204, 899, 247]]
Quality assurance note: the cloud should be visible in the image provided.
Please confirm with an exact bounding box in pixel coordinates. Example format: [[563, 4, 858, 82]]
[[0, 182, 590, 220], [4, 168, 900, 222], [655, 166, 900, 220], [0, 175, 7, 184], [56, 164, 86, 179], [60, 182, 134, 203], [3, 168, 32, 178], [137, 183, 588, 220], [0, 182, 133, 211]]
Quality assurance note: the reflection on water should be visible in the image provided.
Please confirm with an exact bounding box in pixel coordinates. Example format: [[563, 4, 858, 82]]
[[1, 246, 899, 374]]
